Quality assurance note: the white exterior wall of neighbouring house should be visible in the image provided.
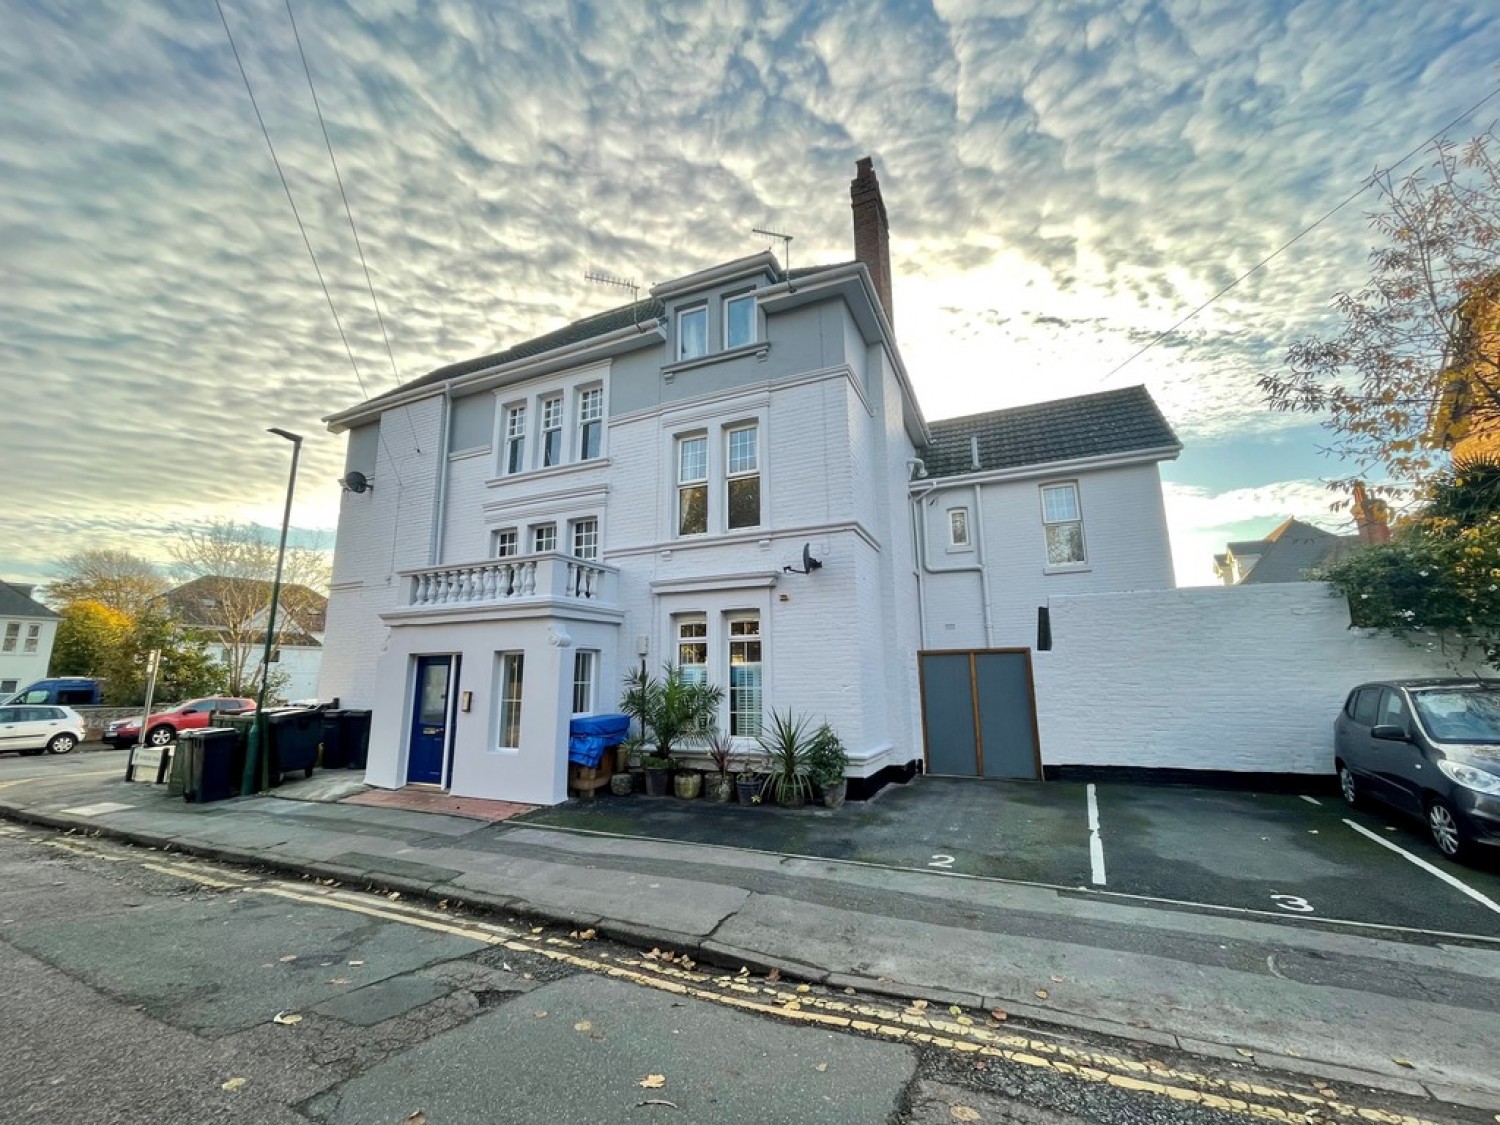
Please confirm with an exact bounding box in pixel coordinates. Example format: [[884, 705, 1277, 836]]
[[1033, 583, 1481, 775], [213, 643, 323, 703], [916, 460, 1175, 650], [0, 616, 57, 695]]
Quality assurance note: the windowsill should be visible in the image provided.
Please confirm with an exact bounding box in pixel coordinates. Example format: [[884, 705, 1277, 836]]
[[486, 457, 611, 488], [1043, 563, 1092, 575], [945, 544, 973, 555], [666, 524, 767, 548], [662, 342, 770, 380]]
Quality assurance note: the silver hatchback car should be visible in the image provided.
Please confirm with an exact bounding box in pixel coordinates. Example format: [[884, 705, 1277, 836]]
[[1334, 679, 1500, 863], [0, 703, 86, 756]]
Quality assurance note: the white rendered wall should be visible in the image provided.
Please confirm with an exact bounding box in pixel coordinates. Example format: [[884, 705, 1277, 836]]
[[1033, 584, 1476, 775], [0, 617, 57, 691]]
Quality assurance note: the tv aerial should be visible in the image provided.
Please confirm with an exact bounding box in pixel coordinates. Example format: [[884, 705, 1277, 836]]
[[753, 227, 793, 272]]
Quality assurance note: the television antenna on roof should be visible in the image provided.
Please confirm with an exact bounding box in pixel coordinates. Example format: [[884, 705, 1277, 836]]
[[752, 227, 793, 273], [585, 269, 640, 302]]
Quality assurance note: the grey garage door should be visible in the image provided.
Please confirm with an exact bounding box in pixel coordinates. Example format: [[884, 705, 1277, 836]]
[[918, 649, 1041, 779]]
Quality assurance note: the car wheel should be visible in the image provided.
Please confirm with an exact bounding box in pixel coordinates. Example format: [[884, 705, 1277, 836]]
[[147, 725, 174, 747], [1337, 763, 1361, 808], [47, 733, 77, 755], [1426, 798, 1471, 862]]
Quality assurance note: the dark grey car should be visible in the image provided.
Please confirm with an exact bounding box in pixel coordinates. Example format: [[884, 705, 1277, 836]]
[[1334, 679, 1500, 863]]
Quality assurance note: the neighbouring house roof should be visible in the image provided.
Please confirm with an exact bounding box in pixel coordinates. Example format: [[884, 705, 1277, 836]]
[[921, 386, 1180, 479], [0, 581, 59, 620], [161, 577, 327, 643], [1229, 519, 1362, 584]]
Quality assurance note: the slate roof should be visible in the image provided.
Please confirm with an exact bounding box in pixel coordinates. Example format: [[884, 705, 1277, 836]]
[[1231, 519, 1361, 584], [161, 577, 327, 642], [0, 581, 58, 619], [354, 262, 852, 413], [922, 386, 1179, 478]]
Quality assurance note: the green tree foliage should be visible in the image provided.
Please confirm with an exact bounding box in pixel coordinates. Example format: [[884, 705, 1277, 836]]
[[619, 663, 723, 765], [47, 600, 225, 705], [1261, 129, 1500, 492], [50, 600, 132, 680], [1320, 472, 1500, 666]]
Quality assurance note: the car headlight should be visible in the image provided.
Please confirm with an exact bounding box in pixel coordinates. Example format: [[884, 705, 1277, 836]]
[[1436, 759, 1500, 795]]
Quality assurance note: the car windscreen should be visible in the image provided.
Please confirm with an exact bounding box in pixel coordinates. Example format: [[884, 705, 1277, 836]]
[[1411, 689, 1500, 744]]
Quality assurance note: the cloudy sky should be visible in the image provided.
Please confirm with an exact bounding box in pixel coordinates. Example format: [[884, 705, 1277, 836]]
[[2, 0, 1497, 591]]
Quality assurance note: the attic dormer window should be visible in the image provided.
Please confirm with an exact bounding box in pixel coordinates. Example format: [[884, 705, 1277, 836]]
[[678, 307, 707, 360], [725, 293, 756, 349]]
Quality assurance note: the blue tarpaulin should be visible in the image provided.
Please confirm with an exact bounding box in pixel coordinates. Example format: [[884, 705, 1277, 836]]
[[567, 713, 631, 767]]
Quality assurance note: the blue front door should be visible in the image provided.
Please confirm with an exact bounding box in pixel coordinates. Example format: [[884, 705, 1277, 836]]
[[407, 656, 452, 785]]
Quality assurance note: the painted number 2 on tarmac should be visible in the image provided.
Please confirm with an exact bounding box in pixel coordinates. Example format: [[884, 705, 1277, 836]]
[[1270, 894, 1315, 913]]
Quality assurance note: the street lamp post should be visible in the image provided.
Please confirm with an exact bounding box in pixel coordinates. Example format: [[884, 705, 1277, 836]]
[[243, 427, 303, 796]]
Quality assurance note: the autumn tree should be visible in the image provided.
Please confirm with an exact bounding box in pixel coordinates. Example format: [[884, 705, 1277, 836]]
[[45, 548, 165, 617], [1261, 129, 1500, 494], [167, 520, 330, 697], [49, 599, 224, 705]]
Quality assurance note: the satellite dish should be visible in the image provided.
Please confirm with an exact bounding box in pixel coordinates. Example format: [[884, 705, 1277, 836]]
[[341, 470, 372, 494], [783, 543, 823, 575]]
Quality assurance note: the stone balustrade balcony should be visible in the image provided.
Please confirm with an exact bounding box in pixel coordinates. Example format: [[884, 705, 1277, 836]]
[[400, 553, 617, 611]]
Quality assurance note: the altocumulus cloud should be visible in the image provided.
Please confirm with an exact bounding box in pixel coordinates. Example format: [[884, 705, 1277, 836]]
[[0, 0, 1497, 584]]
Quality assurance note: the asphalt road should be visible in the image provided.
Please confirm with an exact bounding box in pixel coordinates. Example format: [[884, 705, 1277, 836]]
[[1, 818, 1483, 1125]]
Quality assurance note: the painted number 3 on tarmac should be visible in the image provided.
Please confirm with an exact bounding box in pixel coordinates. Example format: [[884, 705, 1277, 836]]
[[1270, 894, 1315, 913]]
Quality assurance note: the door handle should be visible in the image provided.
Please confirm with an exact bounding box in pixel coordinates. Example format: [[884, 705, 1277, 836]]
[[423, 726, 442, 736]]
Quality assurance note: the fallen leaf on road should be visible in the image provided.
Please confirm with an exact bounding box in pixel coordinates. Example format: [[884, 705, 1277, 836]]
[[278, 955, 298, 963], [1049, 975, 1063, 983], [533, 1011, 548, 1019], [220, 1077, 247, 1092], [404, 1113, 426, 1125], [738, 967, 750, 976], [531, 926, 544, 935], [574, 1020, 593, 1033], [784, 1001, 802, 1012], [327, 977, 351, 985], [796, 984, 810, 994], [638, 1074, 667, 1089], [990, 1009, 1007, 1022], [973, 1061, 988, 1072], [1235, 1048, 1254, 1058], [910, 999, 928, 1011], [387, 891, 401, 900], [679, 957, 694, 970], [272, 1011, 302, 1025], [637, 1099, 677, 1109], [577, 928, 597, 940], [951, 1107, 981, 1122], [957, 1016, 974, 1026], [1034, 989, 1049, 1000], [1391, 1058, 1415, 1069], [813, 1062, 828, 1073], [844, 987, 856, 995], [948, 1004, 963, 1016], [766, 968, 781, 981], [522, 972, 533, 980]]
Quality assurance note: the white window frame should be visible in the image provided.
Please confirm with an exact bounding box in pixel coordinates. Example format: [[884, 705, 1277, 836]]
[[727, 612, 762, 738], [22, 625, 38, 654], [492, 528, 519, 558], [676, 615, 708, 685], [948, 507, 971, 549], [677, 306, 708, 360], [569, 518, 599, 561], [2, 623, 16, 652], [724, 292, 757, 350], [1040, 481, 1087, 567], [577, 385, 604, 461], [724, 423, 761, 531], [572, 650, 597, 716], [496, 652, 524, 750], [532, 523, 558, 553], [0, 679, 16, 695], [676, 433, 709, 537], [540, 394, 564, 467], [503, 404, 528, 475]]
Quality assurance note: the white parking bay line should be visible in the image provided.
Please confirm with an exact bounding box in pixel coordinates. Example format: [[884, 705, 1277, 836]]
[[1299, 795, 1321, 806], [1086, 783, 1106, 886], [1343, 819, 1500, 916]]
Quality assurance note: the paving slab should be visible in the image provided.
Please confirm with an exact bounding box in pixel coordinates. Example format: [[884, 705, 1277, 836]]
[[302, 973, 917, 1125]]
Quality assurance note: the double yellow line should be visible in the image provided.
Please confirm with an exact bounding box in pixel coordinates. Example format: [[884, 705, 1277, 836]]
[[37, 837, 1446, 1125]]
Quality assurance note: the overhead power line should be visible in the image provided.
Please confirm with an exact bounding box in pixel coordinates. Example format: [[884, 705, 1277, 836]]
[[1098, 84, 1500, 384]]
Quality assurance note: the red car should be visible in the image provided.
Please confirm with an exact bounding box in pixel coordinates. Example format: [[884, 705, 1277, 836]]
[[104, 697, 255, 748]]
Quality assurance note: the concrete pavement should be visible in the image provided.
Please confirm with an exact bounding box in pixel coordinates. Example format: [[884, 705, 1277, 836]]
[[1, 758, 1497, 1114]]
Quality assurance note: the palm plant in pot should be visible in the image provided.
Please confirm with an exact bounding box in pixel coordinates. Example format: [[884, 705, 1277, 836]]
[[703, 727, 736, 803], [620, 663, 723, 798], [758, 709, 814, 808], [807, 722, 850, 809]]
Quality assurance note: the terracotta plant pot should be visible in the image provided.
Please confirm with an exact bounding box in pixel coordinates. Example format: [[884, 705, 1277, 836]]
[[735, 776, 765, 806], [821, 778, 848, 810], [609, 772, 634, 796], [644, 767, 670, 797], [703, 773, 734, 803], [673, 770, 703, 800]]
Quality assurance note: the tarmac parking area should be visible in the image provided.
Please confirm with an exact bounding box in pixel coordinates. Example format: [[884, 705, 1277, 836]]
[[520, 775, 1500, 941]]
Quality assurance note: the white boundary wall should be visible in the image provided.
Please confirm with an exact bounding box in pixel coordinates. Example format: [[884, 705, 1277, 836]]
[[1033, 584, 1476, 775]]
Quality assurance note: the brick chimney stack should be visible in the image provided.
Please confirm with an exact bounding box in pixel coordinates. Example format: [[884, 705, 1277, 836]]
[[851, 156, 893, 326], [1351, 481, 1391, 545]]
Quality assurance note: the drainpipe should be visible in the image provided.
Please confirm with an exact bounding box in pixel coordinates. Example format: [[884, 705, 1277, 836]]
[[910, 478, 990, 646], [970, 481, 995, 647], [909, 480, 935, 646]]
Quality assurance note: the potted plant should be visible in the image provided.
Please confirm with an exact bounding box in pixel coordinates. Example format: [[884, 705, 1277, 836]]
[[610, 734, 645, 795], [703, 728, 736, 803], [758, 709, 814, 808], [673, 768, 703, 800], [808, 722, 850, 809], [734, 751, 765, 806], [621, 663, 723, 799]]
